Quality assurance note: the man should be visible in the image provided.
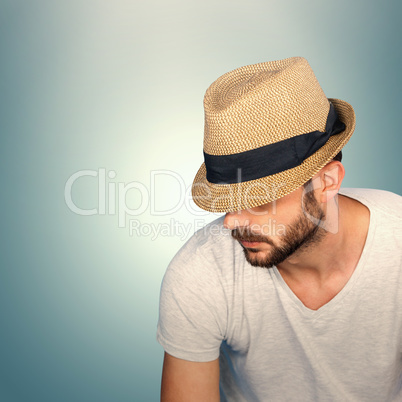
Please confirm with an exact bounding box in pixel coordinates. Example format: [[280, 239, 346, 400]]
[[157, 57, 402, 401]]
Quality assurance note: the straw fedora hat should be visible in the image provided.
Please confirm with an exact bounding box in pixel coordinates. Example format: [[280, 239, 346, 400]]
[[192, 56, 355, 213]]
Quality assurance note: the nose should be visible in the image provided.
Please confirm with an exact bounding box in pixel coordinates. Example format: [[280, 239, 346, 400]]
[[223, 210, 250, 230]]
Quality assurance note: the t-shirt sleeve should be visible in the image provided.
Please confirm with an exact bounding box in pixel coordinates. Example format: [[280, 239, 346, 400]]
[[157, 236, 228, 362]]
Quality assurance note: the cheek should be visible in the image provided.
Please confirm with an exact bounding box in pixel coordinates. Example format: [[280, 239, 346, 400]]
[[246, 191, 304, 234], [274, 197, 304, 225], [252, 213, 294, 238]]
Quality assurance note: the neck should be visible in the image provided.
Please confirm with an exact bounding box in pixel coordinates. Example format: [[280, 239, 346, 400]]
[[277, 194, 370, 283], [275, 194, 370, 310]]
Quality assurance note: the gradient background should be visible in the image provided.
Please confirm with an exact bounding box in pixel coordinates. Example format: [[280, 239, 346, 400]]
[[1, 0, 401, 401]]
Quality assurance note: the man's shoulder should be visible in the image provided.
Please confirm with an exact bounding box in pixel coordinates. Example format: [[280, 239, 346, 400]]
[[340, 188, 402, 220], [167, 215, 239, 274], [186, 215, 233, 251]]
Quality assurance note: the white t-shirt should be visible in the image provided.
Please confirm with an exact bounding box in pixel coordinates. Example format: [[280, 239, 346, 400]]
[[157, 189, 402, 401]]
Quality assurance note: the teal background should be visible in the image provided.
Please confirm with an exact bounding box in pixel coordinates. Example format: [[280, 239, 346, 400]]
[[1, 0, 401, 401]]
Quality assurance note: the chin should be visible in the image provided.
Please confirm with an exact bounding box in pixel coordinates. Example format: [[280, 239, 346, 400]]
[[243, 249, 276, 269]]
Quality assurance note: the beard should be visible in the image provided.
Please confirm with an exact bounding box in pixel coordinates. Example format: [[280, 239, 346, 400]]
[[231, 190, 326, 269]]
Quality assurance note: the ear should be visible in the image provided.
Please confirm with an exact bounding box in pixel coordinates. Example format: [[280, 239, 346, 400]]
[[318, 161, 345, 203]]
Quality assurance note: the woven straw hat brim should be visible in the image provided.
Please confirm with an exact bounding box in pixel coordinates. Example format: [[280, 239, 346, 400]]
[[192, 98, 355, 213]]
